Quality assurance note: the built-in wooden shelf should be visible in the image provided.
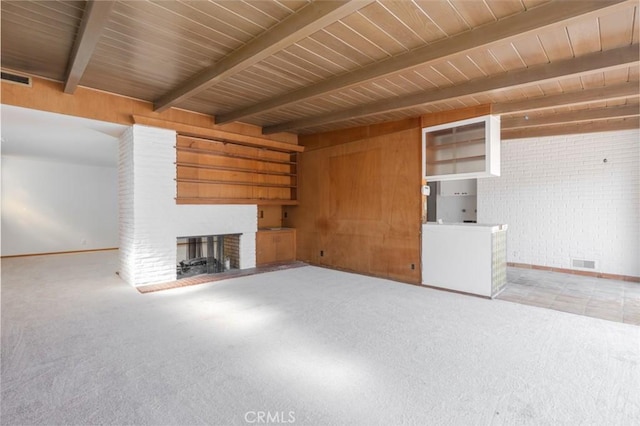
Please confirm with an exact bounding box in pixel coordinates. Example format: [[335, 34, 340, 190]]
[[176, 162, 297, 177], [176, 197, 299, 206], [176, 178, 297, 189], [176, 134, 301, 205], [176, 146, 296, 165]]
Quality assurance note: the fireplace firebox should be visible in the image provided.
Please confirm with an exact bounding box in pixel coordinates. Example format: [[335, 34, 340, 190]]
[[176, 234, 240, 278]]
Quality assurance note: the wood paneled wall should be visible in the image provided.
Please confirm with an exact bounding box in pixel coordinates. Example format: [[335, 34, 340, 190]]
[[300, 117, 420, 152], [258, 205, 283, 228], [421, 104, 492, 127], [0, 75, 297, 145], [288, 119, 422, 283]]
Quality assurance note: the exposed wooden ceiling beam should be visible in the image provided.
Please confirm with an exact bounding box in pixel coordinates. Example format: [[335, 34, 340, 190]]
[[263, 45, 639, 134], [502, 104, 640, 129], [217, 0, 631, 125], [153, 0, 373, 113], [502, 117, 639, 139], [63, 0, 115, 94], [493, 83, 640, 114]]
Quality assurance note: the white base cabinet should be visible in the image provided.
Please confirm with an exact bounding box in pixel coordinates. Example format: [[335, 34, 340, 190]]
[[421, 223, 507, 298]]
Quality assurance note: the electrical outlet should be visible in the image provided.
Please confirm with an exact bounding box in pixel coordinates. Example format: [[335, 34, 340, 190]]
[[283, 211, 288, 218], [411, 263, 415, 270], [320, 250, 324, 257], [259, 210, 264, 218]]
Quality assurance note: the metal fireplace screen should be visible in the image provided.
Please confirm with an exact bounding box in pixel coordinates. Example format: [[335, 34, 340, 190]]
[[176, 234, 240, 278]]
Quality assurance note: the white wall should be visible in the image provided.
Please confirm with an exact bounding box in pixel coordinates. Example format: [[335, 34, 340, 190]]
[[478, 129, 639, 277], [119, 125, 257, 287], [436, 195, 477, 223], [1, 155, 118, 256]]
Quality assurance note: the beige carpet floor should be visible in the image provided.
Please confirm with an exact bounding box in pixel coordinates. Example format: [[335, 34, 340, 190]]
[[2, 251, 639, 425]]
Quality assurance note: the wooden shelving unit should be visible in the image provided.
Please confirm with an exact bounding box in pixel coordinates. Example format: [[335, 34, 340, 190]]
[[176, 145, 297, 165], [176, 178, 297, 188], [175, 134, 302, 205], [176, 198, 299, 206], [177, 162, 297, 177]]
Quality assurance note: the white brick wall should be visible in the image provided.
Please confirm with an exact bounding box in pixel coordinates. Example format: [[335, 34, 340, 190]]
[[478, 129, 639, 277], [118, 127, 135, 285], [118, 125, 257, 287]]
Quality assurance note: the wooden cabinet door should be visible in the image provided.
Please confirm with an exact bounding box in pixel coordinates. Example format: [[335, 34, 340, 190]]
[[256, 230, 296, 265], [256, 232, 277, 265], [275, 230, 295, 262]]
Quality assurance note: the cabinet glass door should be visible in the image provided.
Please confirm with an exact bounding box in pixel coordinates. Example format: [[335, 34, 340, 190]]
[[422, 115, 500, 181]]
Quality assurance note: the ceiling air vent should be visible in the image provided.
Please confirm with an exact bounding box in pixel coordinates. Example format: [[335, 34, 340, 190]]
[[572, 258, 597, 270], [1, 71, 32, 87]]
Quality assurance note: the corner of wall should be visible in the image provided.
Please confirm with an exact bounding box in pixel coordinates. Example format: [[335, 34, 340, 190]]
[[478, 129, 639, 277], [119, 124, 259, 286]]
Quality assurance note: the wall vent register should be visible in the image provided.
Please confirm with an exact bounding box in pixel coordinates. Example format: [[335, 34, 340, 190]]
[[1, 71, 32, 87], [572, 258, 597, 270]]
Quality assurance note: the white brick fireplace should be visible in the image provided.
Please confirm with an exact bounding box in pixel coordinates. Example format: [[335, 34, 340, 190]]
[[118, 125, 257, 287]]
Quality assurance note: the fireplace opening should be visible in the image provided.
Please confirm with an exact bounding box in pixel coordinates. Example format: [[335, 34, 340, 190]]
[[176, 234, 240, 279]]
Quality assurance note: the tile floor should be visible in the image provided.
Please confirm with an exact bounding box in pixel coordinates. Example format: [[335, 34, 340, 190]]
[[498, 267, 640, 326]]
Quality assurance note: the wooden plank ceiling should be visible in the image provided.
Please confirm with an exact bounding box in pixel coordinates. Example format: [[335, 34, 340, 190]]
[[1, 0, 639, 138]]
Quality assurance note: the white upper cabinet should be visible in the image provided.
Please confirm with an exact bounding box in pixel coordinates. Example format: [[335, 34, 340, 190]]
[[422, 115, 500, 181], [439, 179, 477, 196]]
